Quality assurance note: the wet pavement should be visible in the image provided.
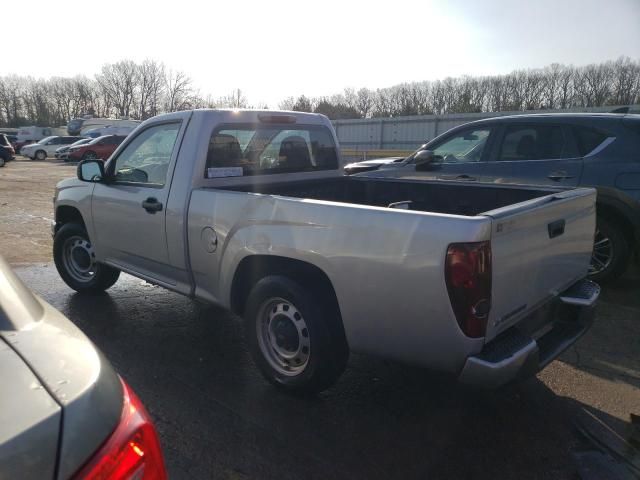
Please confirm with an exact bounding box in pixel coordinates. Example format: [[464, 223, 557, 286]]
[[15, 263, 640, 480]]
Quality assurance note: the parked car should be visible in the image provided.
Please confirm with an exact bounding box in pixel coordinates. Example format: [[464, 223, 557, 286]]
[[372, 113, 640, 282], [55, 137, 92, 161], [84, 125, 137, 138], [67, 134, 127, 161], [344, 156, 405, 174], [21, 136, 85, 160], [54, 109, 599, 394], [0, 134, 16, 166], [0, 256, 167, 479]]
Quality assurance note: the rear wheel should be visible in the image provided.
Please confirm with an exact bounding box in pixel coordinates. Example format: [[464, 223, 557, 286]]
[[0, 157, 5, 167], [244, 275, 349, 394], [588, 217, 630, 283], [35, 150, 46, 161], [54, 223, 120, 293]]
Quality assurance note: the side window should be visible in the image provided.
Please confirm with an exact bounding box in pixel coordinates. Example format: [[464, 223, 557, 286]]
[[431, 128, 491, 163], [498, 125, 566, 161], [573, 126, 609, 156], [112, 123, 180, 186]]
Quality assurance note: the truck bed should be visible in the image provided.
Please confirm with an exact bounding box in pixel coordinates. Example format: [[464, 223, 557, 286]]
[[221, 176, 559, 216]]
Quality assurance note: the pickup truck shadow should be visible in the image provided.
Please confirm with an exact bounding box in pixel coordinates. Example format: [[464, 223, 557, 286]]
[[16, 264, 637, 480], [558, 267, 640, 390]]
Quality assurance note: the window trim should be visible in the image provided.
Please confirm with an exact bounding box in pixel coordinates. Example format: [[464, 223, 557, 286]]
[[106, 120, 182, 189], [204, 122, 340, 178]]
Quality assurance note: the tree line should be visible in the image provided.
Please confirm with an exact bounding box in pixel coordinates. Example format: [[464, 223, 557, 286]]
[[280, 57, 640, 119], [1, 57, 638, 127], [0, 59, 254, 128]]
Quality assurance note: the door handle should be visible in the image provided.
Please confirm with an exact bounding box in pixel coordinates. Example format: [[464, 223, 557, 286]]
[[547, 171, 574, 181], [455, 174, 477, 181], [548, 219, 566, 239], [142, 197, 163, 214]]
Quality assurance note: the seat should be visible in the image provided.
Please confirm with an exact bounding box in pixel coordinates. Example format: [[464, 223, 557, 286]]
[[278, 136, 311, 170], [515, 134, 537, 159], [207, 134, 242, 168]]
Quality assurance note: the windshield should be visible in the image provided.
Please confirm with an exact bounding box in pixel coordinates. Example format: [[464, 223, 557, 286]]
[[71, 138, 91, 146], [38, 136, 56, 144]]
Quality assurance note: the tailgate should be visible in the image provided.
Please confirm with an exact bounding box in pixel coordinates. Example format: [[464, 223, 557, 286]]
[[483, 188, 596, 342]]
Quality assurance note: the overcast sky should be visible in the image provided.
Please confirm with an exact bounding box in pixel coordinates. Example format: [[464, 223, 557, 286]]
[[8, 0, 640, 107]]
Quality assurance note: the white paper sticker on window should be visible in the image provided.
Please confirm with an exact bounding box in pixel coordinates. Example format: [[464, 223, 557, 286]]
[[207, 167, 244, 178]]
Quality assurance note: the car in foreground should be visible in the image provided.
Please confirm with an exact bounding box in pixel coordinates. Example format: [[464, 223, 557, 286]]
[[0, 134, 15, 166], [373, 113, 640, 282], [20, 136, 85, 160], [67, 134, 127, 161], [55, 138, 92, 161], [0, 256, 167, 479], [54, 109, 599, 394]]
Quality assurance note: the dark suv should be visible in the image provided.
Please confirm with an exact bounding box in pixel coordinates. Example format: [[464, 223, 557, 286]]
[[392, 113, 640, 282]]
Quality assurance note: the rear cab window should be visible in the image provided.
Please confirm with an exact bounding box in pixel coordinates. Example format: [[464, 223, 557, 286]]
[[204, 124, 338, 178]]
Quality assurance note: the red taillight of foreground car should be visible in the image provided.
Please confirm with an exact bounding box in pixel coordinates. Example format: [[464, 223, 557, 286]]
[[445, 241, 492, 338], [73, 379, 167, 480]]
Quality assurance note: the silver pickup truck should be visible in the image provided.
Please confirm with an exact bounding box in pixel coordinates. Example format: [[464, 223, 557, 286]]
[[53, 109, 600, 393]]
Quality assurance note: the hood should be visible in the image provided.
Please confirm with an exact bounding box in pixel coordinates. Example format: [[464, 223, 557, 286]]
[[346, 157, 404, 168]]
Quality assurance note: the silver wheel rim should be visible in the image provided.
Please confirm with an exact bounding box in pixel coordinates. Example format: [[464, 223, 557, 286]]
[[590, 229, 613, 275], [62, 235, 97, 283], [85, 152, 97, 160], [36, 151, 45, 160], [256, 298, 310, 376]]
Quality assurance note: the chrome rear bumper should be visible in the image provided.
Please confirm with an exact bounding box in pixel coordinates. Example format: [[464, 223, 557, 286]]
[[458, 279, 599, 388]]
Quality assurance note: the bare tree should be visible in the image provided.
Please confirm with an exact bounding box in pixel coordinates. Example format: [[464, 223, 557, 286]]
[[96, 61, 139, 118], [164, 70, 192, 112], [138, 60, 165, 119]]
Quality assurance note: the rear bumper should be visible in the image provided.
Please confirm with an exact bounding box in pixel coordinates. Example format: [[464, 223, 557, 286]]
[[458, 278, 599, 388]]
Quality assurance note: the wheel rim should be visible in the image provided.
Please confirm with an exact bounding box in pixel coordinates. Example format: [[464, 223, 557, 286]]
[[256, 298, 310, 376], [589, 228, 613, 275], [62, 235, 97, 283], [36, 151, 45, 160], [85, 152, 97, 160]]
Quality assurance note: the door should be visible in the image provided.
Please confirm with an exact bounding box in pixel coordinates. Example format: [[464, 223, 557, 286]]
[[482, 124, 583, 186], [416, 126, 495, 181], [91, 121, 182, 285], [45, 137, 62, 155]]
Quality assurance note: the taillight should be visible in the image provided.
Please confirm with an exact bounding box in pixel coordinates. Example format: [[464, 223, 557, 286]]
[[445, 241, 492, 338], [73, 378, 167, 480]]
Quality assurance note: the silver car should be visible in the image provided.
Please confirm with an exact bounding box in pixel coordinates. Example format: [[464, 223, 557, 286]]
[[0, 257, 167, 479]]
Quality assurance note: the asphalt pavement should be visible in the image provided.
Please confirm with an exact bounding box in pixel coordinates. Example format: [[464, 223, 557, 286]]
[[15, 263, 640, 480]]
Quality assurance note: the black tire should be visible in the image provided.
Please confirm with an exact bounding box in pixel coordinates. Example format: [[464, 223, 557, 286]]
[[35, 150, 46, 161], [589, 217, 631, 283], [82, 151, 98, 160], [54, 223, 120, 293], [0, 156, 5, 167], [244, 275, 349, 394]]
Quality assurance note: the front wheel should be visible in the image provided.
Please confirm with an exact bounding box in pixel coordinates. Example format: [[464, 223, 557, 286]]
[[54, 223, 120, 293], [244, 275, 349, 394], [35, 150, 46, 161], [0, 156, 5, 167], [588, 218, 631, 283]]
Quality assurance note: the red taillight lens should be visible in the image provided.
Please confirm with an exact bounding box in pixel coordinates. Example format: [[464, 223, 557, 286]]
[[73, 378, 167, 480], [445, 241, 492, 338]]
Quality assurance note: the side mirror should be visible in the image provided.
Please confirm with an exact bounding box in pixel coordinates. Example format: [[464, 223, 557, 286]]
[[414, 150, 442, 171], [77, 159, 105, 182]]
